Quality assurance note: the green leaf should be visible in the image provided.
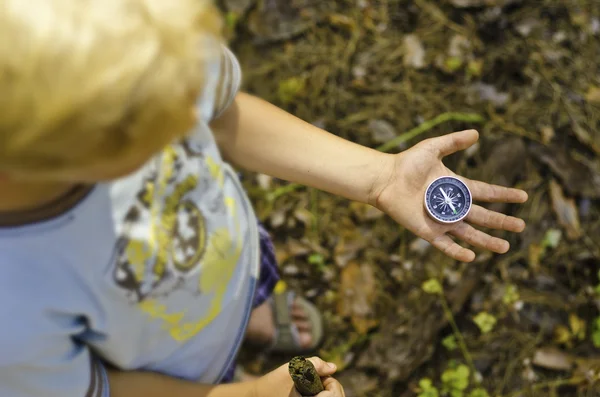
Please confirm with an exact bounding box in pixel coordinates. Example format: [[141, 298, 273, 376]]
[[442, 335, 458, 351], [541, 229, 562, 249], [467, 59, 483, 77], [308, 253, 324, 265], [502, 284, 520, 305], [277, 77, 306, 104], [422, 279, 443, 295], [445, 57, 464, 72], [419, 378, 434, 389], [417, 388, 440, 397], [441, 364, 470, 394], [417, 378, 439, 397], [468, 388, 490, 397], [473, 312, 497, 334], [224, 11, 239, 30]]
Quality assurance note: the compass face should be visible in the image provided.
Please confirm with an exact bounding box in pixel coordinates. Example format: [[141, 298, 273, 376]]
[[424, 176, 472, 224]]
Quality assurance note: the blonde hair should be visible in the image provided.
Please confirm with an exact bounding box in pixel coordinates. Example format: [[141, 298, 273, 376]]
[[0, 0, 222, 176]]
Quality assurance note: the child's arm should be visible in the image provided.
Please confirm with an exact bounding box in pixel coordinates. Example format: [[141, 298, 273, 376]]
[[211, 92, 528, 263], [107, 356, 343, 397], [108, 369, 254, 397], [211, 92, 393, 206]]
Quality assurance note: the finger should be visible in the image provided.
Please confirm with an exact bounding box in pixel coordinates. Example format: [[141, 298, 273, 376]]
[[450, 223, 509, 254], [320, 377, 345, 397], [307, 357, 337, 377], [463, 178, 528, 203], [431, 234, 476, 262], [427, 129, 479, 158], [466, 204, 526, 232]]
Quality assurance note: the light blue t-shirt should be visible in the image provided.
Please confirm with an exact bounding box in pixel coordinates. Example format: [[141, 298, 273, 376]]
[[0, 41, 259, 397]]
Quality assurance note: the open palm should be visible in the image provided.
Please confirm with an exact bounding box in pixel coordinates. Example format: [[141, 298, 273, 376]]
[[375, 129, 528, 262]]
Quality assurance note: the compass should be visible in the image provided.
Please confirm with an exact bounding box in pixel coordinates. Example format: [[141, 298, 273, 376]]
[[424, 176, 472, 224]]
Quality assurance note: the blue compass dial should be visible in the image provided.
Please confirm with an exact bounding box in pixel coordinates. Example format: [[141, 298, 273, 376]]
[[424, 176, 472, 224]]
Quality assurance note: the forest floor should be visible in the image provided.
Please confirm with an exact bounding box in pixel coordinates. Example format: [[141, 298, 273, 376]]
[[220, 0, 600, 395]]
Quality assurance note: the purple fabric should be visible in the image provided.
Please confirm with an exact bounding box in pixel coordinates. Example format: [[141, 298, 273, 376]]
[[219, 222, 280, 383]]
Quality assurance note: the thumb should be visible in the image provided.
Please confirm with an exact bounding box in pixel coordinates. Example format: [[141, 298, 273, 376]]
[[306, 357, 337, 377], [429, 129, 479, 158]]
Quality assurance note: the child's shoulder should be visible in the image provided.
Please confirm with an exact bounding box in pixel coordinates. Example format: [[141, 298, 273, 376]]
[[196, 40, 242, 123]]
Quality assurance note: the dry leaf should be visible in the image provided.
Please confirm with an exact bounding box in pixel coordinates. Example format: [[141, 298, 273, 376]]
[[368, 119, 397, 144], [287, 238, 311, 257], [409, 238, 431, 256], [572, 123, 600, 155], [270, 208, 286, 228], [334, 233, 367, 267], [585, 86, 600, 104], [532, 347, 574, 371], [403, 34, 426, 69], [338, 262, 379, 334], [449, 0, 522, 7], [327, 14, 356, 33], [530, 143, 600, 197], [275, 244, 291, 264], [350, 202, 385, 221], [294, 207, 313, 227], [574, 356, 600, 378], [549, 180, 582, 240], [528, 243, 543, 273], [540, 126, 555, 145], [256, 173, 273, 190], [448, 34, 471, 58]]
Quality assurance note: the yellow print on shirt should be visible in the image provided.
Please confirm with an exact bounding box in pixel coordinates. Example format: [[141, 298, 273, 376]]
[[113, 144, 242, 341]]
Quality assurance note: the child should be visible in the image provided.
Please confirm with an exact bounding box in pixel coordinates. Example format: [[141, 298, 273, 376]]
[[0, 0, 528, 396]]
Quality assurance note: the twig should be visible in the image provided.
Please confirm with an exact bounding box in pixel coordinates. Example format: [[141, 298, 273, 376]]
[[486, 105, 543, 143], [438, 292, 478, 384], [413, 0, 482, 48], [266, 183, 304, 201], [495, 330, 545, 396], [376, 112, 485, 153]]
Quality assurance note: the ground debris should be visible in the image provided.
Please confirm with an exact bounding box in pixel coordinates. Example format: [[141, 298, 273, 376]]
[[448, 0, 522, 8], [529, 143, 600, 198], [232, 0, 600, 395], [533, 346, 575, 371], [338, 262, 379, 334], [548, 180, 582, 241], [402, 34, 427, 69], [245, 0, 325, 43]]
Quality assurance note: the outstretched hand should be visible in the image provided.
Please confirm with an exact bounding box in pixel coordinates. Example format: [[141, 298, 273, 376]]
[[374, 129, 528, 262], [252, 356, 344, 397]]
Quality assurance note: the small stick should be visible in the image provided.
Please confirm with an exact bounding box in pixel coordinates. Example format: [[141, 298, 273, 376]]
[[289, 356, 325, 396]]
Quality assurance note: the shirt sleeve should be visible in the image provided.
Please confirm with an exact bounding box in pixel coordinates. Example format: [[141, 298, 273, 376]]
[[197, 40, 242, 122], [0, 336, 110, 397]]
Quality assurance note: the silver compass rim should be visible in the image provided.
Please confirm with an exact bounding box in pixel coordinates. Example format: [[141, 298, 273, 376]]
[[423, 176, 472, 224]]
